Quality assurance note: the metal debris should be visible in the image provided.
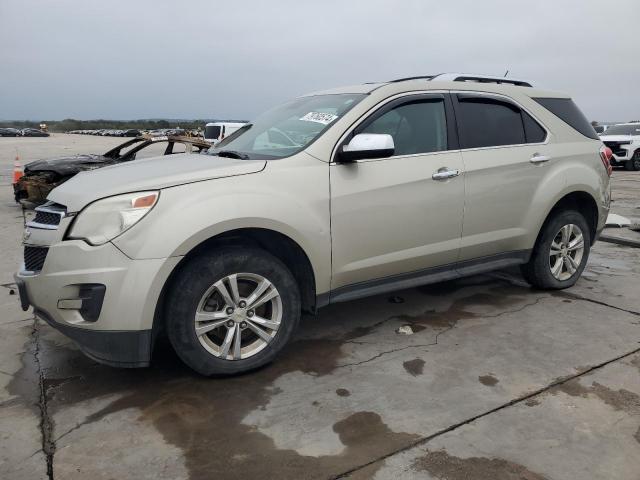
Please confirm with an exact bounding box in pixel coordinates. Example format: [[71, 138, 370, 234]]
[[605, 213, 631, 228], [396, 325, 414, 335]]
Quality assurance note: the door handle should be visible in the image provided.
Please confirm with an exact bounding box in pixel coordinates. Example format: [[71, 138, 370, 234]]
[[530, 153, 551, 164], [432, 168, 460, 180]]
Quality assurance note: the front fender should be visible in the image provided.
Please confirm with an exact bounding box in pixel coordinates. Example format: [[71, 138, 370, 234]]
[[112, 155, 331, 293]]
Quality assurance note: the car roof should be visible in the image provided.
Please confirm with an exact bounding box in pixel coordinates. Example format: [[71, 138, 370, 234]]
[[304, 74, 570, 99]]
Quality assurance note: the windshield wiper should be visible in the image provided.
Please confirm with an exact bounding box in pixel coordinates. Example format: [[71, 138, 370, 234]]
[[216, 150, 250, 160]]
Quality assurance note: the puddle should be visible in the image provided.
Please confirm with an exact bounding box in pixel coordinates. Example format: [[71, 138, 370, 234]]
[[479, 374, 499, 387], [413, 449, 548, 480], [403, 358, 425, 377], [552, 379, 640, 413]]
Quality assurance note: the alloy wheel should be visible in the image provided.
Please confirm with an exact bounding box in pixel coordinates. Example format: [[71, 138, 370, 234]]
[[549, 223, 585, 281], [194, 273, 282, 360]]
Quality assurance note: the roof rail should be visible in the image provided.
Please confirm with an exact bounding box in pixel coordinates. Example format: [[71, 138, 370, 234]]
[[384, 73, 533, 87], [431, 73, 533, 87], [388, 75, 436, 83]]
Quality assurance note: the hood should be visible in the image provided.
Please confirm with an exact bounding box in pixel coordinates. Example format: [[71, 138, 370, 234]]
[[600, 135, 635, 142], [25, 154, 117, 176], [48, 153, 266, 211]]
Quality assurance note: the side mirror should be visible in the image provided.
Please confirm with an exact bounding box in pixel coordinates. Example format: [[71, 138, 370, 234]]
[[338, 133, 394, 162]]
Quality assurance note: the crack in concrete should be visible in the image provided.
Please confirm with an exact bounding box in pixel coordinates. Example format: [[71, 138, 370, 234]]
[[557, 291, 640, 317], [336, 298, 544, 369], [337, 323, 456, 369], [53, 419, 90, 444], [31, 319, 55, 480], [487, 271, 640, 317], [332, 346, 640, 479], [477, 297, 546, 319]]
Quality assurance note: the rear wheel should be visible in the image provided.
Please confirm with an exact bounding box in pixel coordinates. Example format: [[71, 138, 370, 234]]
[[521, 210, 591, 289], [166, 246, 300, 376], [627, 152, 640, 171]]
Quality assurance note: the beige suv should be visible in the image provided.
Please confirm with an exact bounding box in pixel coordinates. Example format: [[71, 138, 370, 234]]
[[16, 74, 612, 375]]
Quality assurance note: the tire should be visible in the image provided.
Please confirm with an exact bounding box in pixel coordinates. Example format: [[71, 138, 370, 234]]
[[520, 210, 591, 290], [625, 159, 635, 171], [166, 246, 301, 376], [629, 152, 640, 171]]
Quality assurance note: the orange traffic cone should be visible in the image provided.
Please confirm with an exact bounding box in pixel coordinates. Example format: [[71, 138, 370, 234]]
[[13, 156, 23, 184]]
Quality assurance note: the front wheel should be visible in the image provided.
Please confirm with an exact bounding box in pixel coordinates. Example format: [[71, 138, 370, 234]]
[[166, 246, 301, 376], [521, 210, 591, 289]]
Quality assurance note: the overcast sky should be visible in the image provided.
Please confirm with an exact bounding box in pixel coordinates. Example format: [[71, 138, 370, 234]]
[[1, 0, 638, 122]]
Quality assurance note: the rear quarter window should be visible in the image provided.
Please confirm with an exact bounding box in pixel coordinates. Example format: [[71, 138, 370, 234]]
[[533, 98, 599, 140], [522, 111, 547, 143]]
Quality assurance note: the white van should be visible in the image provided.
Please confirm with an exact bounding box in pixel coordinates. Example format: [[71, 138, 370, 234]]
[[204, 122, 248, 145]]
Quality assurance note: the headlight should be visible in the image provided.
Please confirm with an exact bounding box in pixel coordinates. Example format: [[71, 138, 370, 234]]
[[68, 191, 159, 245]]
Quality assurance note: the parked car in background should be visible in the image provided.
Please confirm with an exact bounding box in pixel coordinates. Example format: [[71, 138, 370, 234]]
[[204, 122, 248, 145], [594, 124, 608, 134], [15, 74, 611, 375], [599, 122, 640, 170], [21, 128, 50, 137], [14, 135, 211, 204], [0, 127, 22, 137]]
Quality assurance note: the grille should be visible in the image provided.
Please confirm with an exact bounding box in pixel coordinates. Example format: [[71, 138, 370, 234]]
[[33, 210, 62, 226], [604, 141, 630, 157], [30, 203, 66, 228], [24, 246, 49, 272]]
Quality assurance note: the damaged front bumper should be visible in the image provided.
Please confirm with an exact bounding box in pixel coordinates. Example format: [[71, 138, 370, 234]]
[[16, 217, 180, 368], [16, 280, 153, 368]]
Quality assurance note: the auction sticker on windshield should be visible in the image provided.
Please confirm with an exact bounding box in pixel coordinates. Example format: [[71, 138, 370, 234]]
[[300, 112, 339, 125]]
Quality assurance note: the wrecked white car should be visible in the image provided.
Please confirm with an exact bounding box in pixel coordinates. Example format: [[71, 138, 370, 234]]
[[600, 123, 640, 171]]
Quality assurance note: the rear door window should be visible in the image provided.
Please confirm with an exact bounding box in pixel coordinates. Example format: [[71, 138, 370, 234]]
[[532, 97, 598, 140], [456, 96, 526, 148], [455, 95, 546, 148], [357, 98, 448, 156]]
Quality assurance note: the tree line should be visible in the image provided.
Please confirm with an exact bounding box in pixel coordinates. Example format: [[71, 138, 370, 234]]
[[0, 119, 246, 132]]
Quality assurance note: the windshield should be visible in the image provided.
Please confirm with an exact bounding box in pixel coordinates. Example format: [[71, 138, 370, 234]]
[[603, 124, 640, 136], [208, 93, 366, 159]]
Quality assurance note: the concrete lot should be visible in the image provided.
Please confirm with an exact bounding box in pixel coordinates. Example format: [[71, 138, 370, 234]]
[[1, 135, 639, 480]]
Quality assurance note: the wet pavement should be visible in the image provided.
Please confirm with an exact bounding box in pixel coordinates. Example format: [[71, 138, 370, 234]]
[[1, 136, 639, 480]]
